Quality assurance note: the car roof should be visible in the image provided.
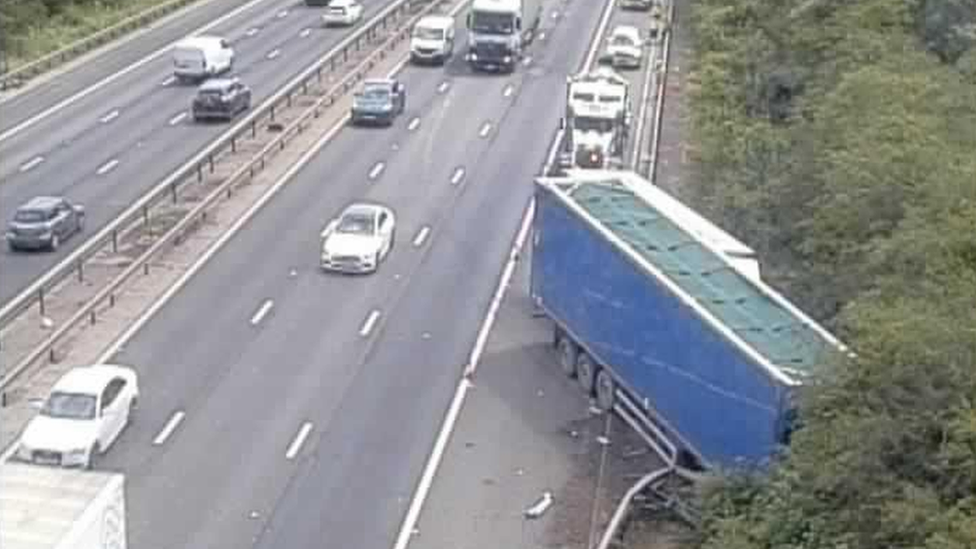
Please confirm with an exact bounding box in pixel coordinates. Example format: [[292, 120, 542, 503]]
[[363, 78, 395, 88], [199, 78, 238, 91], [611, 25, 641, 37], [176, 36, 225, 49], [416, 15, 454, 29], [51, 365, 135, 396], [331, 0, 356, 6], [18, 196, 63, 211]]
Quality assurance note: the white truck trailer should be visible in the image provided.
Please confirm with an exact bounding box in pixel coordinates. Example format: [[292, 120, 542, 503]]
[[465, 0, 542, 72], [560, 68, 632, 169], [0, 462, 127, 549]]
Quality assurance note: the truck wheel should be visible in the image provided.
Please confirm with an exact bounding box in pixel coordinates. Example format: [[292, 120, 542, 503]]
[[557, 336, 577, 378], [595, 370, 615, 412], [576, 354, 596, 395]]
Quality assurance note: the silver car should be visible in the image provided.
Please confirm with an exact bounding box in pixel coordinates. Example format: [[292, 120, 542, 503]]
[[320, 203, 397, 273], [6, 196, 85, 252]]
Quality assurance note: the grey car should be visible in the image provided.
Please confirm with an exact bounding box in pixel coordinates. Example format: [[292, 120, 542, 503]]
[[350, 79, 407, 126], [192, 78, 252, 122], [6, 196, 86, 252]]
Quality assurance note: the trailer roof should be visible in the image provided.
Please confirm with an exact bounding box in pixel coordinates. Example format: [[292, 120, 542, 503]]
[[541, 171, 844, 384], [1, 463, 123, 549]]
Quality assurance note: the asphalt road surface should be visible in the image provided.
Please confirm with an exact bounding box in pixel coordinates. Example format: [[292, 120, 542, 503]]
[[0, 0, 399, 304], [89, 0, 613, 547]]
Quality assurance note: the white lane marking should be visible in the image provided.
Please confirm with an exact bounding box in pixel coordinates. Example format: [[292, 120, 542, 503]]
[[300, 28, 311, 38], [96, 159, 120, 175], [153, 411, 187, 445], [407, 117, 420, 131], [100, 109, 120, 123], [437, 81, 450, 93], [169, 111, 188, 125], [368, 161, 385, 180], [0, 0, 276, 143], [359, 310, 381, 337], [503, 84, 514, 97], [392, 200, 538, 549], [161, 76, 176, 87], [19, 156, 44, 172], [250, 299, 274, 325], [450, 167, 465, 185], [285, 421, 313, 459], [412, 226, 430, 247], [267, 49, 281, 60], [539, 31, 546, 40], [522, 56, 532, 66], [551, 10, 559, 18], [246, 27, 260, 37], [277, 9, 288, 18], [478, 122, 492, 138], [583, 0, 618, 71]]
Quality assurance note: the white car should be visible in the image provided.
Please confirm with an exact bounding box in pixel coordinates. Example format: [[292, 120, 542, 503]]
[[322, 0, 364, 26], [321, 203, 396, 273], [17, 365, 139, 469], [606, 25, 644, 69]]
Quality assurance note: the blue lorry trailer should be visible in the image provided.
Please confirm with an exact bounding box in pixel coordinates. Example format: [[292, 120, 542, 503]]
[[529, 170, 845, 470]]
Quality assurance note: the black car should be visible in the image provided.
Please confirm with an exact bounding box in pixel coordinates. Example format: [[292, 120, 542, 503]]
[[192, 78, 252, 122], [350, 79, 407, 126], [6, 196, 85, 252]]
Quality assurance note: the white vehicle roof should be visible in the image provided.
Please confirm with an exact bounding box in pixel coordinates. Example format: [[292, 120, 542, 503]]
[[471, 0, 522, 14], [415, 15, 454, 30], [51, 364, 136, 397], [0, 463, 124, 549], [609, 25, 642, 42], [330, 0, 358, 7], [175, 35, 226, 50]]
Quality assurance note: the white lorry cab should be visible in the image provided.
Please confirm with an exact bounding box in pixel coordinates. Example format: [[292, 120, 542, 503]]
[[410, 15, 456, 64], [172, 36, 235, 82]]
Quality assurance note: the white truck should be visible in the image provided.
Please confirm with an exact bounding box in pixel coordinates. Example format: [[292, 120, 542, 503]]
[[559, 68, 632, 169], [0, 462, 127, 549], [465, 0, 542, 72]]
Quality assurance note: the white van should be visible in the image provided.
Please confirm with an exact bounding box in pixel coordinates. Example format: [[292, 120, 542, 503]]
[[410, 15, 455, 65], [173, 36, 235, 82]]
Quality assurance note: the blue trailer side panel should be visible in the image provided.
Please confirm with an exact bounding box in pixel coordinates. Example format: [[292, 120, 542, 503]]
[[531, 185, 792, 467]]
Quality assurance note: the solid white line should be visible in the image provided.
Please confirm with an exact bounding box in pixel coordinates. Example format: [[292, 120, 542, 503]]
[[437, 81, 450, 93], [169, 111, 188, 125], [478, 122, 492, 138], [100, 109, 120, 123], [630, 41, 658, 170], [161, 76, 176, 87], [583, 0, 618, 71], [96, 159, 120, 175], [392, 198, 539, 549], [450, 167, 465, 185], [153, 411, 186, 445], [502, 84, 514, 97], [246, 27, 260, 37], [285, 421, 313, 459], [368, 161, 385, 180], [407, 117, 420, 131], [412, 226, 430, 247], [19, 156, 44, 172], [250, 299, 274, 325], [359, 310, 381, 337], [0, 0, 275, 144], [267, 49, 281, 60], [300, 28, 312, 38]]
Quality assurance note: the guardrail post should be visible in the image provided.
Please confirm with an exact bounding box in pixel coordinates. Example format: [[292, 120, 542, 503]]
[[231, 137, 237, 153], [143, 205, 152, 238], [209, 155, 215, 173], [170, 182, 178, 203], [287, 93, 292, 108], [270, 105, 276, 122], [112, 230, 119, 253], [198, 164, 204, 182], [251, 120, 257, 137], [77, 262, 84, 282], [38, 288, 46, 317], [90, 310, 97, 325]]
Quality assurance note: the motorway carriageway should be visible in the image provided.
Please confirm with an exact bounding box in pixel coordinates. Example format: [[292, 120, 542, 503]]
[[89, 0, 611, 546], [0, 0, 397, 304]]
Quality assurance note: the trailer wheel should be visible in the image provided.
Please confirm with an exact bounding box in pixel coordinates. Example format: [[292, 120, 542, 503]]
[[595, 369, 615, 412], [557, 336, 578, 378], [576, 354, 596, 395]]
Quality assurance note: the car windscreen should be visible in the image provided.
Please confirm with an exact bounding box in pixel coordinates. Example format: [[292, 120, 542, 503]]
[[611, 35, 635, 46], [13, 209, 51, 223], [42, 391, 97, 420], [470, 11, 515, 35], [413, 26, 444, 40], [336, 213, 375, 235], [361, 86, 391, 99]]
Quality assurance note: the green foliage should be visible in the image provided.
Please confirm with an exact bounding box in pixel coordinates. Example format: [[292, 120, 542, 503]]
[[673, 0, 976, 546]]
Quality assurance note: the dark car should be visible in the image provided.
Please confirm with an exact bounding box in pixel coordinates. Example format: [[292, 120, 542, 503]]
[[350, 79, 406, 126], [305, 0, 330, 5], [620, 0, 654, 10], [192, 78, 252, 122], [6, 196, 85, 252]]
